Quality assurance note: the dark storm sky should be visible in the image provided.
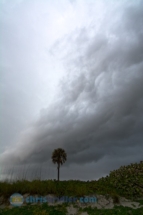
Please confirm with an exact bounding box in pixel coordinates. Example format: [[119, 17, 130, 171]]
[[0, 0, 143, 180]]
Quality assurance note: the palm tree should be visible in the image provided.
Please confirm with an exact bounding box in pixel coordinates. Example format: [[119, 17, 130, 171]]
[[52, 148, 67, 181]]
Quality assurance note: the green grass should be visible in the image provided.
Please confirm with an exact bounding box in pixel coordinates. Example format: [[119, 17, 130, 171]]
[[0, 161, 143, 214], [135, 199, 143, 206], [0, 179, 119, 199], [1, 161, 143, 200], [0, 204, 143, 215], [77, 205, 143, 215], [0, 203, 67, 215]]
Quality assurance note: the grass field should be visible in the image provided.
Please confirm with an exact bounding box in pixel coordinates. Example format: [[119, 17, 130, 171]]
[[0, 202, 143, 215]]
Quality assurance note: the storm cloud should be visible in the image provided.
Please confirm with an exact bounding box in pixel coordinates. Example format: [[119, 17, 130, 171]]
[[0, 0, 143, 180]]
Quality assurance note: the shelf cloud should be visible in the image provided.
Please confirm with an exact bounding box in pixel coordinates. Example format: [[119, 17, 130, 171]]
[[0, 0, 143, 180]]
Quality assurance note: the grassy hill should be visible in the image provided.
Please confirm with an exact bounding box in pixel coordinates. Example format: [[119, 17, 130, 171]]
[[0, 161, 143, 214], [98, 160, 143, 199], [0, 161, 143, 200]]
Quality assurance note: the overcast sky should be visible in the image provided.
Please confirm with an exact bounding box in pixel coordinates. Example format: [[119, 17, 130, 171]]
[[0, 0, 143, 181]]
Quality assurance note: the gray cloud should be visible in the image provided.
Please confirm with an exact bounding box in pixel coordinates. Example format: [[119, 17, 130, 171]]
[[0, 0, 143, 180]]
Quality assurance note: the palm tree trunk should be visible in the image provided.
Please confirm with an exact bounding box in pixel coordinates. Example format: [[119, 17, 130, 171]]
[[57, 163, 60, 181]]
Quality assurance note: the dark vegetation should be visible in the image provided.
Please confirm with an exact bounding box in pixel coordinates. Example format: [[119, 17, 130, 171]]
[[1, 204, 143, 215], [0, 161, 143, 214], [0, 161, 143, 200], [98, 161, 143, 199]]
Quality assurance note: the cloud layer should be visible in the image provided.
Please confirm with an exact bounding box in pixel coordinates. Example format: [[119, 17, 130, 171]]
[[0, 0, 143, 180]]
